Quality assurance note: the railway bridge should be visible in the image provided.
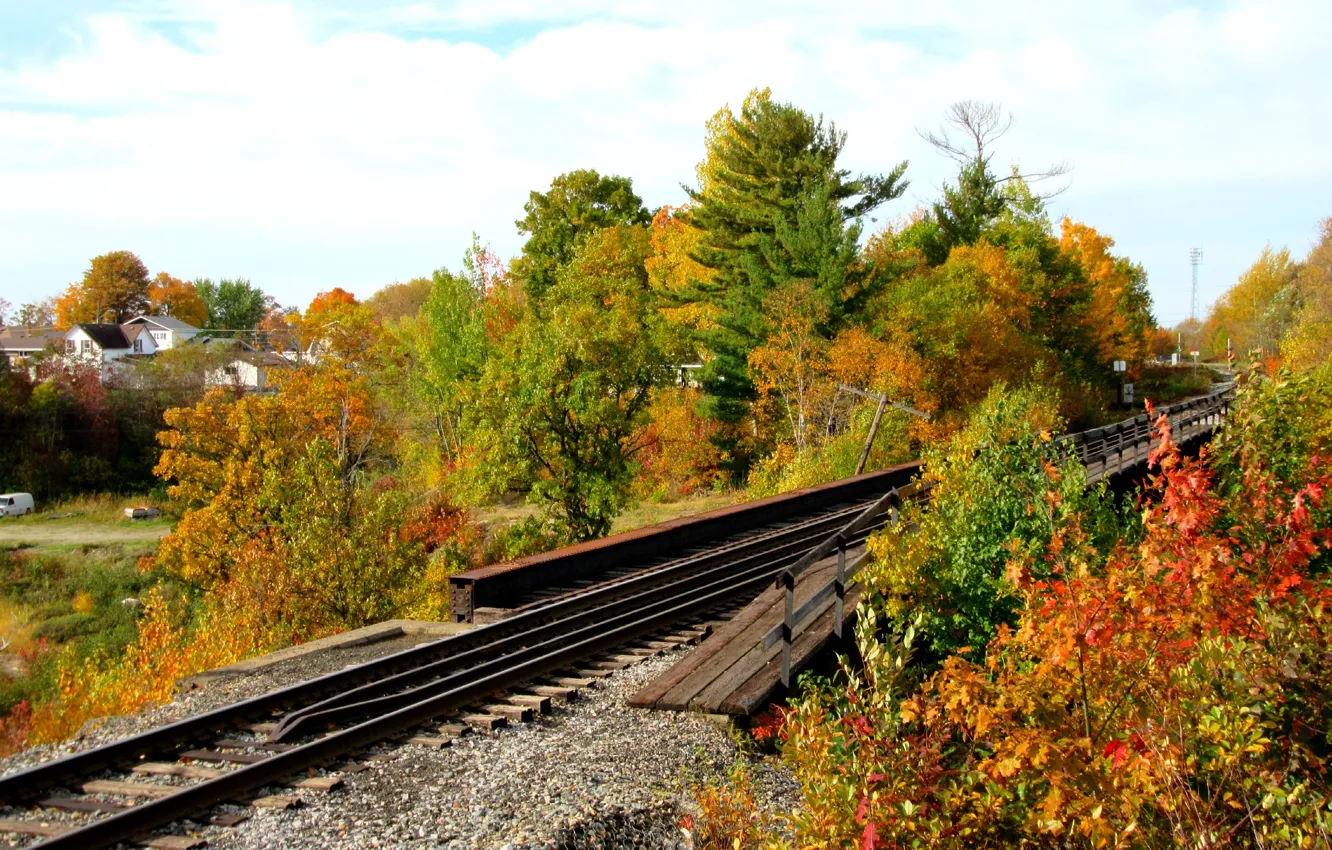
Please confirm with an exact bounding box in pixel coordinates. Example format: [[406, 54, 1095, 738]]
[[0, 385, 1232, 849]]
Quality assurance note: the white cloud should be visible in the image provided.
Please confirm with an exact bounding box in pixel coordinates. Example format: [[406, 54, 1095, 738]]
[[0, 0, 1328, 323]]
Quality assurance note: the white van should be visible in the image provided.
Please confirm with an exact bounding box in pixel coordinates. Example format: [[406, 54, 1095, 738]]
[[0, 493, 34, 516]]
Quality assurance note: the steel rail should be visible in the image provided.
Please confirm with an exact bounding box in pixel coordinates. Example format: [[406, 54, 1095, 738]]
[[32, 553, 809, 850], [270, 500, 881, 737], [273, 511, 891, 739], [0, 493, 885, 808]]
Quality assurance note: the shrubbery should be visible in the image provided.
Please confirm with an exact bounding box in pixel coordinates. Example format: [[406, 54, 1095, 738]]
[[774, 369, 1332, 848]]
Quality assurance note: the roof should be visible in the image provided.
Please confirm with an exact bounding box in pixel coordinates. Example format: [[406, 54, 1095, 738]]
[[125, 315, 201, 332], [0, 330, 63, 352], [74, 324, 131, 349], [122, 324, 146, 343]]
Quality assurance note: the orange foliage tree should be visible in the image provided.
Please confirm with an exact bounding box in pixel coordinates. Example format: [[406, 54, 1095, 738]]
[[1059, 218, 1154, 364], [54, 250, 152, 328], [147, 273, 208, 327]]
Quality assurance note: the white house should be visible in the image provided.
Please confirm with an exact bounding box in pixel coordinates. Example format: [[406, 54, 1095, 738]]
[[61, 316, 203, 367], [206, 350, 288, 392], [122, 315, 201, 350], [63, 324, 141, 363]]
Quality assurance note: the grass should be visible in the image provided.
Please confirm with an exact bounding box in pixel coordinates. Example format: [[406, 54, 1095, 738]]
[[0, 539, 175, 716], [472, 488, 741, 537], [9, 492, 176, 526]]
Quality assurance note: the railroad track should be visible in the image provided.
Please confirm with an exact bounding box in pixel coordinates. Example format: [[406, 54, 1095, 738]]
[[0, 490, 898, 849]]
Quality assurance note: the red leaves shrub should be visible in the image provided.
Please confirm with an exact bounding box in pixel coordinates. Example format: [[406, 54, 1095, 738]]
[[780, 391, 1332, 848]]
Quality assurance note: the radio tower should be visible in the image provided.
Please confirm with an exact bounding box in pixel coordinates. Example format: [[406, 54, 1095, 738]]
[[1189, 248, 1203, 322]]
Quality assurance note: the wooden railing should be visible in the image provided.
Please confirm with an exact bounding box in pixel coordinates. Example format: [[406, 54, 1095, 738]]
[[766, 383, 1235, 687]]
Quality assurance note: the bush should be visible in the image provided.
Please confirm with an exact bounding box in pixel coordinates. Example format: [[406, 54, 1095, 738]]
[[862, 384, 1101, 660], [776, 383, 1332, 849]]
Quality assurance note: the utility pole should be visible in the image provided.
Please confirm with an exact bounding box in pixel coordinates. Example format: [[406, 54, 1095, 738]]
[[1189, 248, 1203, 323]]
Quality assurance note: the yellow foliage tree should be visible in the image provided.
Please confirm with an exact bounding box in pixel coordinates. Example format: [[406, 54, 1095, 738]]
[[1284, 218, 1332, 370], [1204, 246, 1298, 358]]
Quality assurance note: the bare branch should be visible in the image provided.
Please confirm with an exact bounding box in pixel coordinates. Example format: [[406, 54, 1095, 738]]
[[917, 100, 1014, 166]]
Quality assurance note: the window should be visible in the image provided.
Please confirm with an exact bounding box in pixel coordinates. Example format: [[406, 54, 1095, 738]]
[[80, 339, 90, 354], [133, 339, 142, 353], [65, 340, 74, 354]]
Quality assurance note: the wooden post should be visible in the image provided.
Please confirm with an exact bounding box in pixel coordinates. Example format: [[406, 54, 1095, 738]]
[[855, 393, 889, 476], [781, 571, 795, 688], [834, 536, 846, 639]]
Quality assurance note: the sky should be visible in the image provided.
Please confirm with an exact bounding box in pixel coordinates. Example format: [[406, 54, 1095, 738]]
[[0, 1, 1328, 326]]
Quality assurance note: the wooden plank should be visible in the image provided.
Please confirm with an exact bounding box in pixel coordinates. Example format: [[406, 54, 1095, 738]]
[[0, 818, 69, 837], [407, 735, 453, 749], [213, 738, 296, 752], [247, 722, 279, 735], [628, 587, 780, 708], [291, 776, 343, 792], [528, 685, 577, 700], [332, 762, 370, 774], [625, 647, 662, 657], [569, 667, 615, 679], [547, 676, 596, 688], [655, 572, 819, 710], [140, 836, 207, 849], [462, 713, 506, 731], [180, 749, 269, 765], [481, 703, 533, 723], [505, 694, 552, 713], [434, 723, 469, 736], [250, 795, 300, 809], [588, 659, 633, 671], [83, 779, 180, 799], [721, 589, 859, 716], [39, 797, 127, 813], [134, 762, 225, 780], [206, 813, 250, 827]]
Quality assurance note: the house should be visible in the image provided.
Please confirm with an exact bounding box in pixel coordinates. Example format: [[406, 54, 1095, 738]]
[[207, 350, 289, 392], [62, 316, 203, 366], [0, 327, 64, 366], [122, 315, 200, 350]]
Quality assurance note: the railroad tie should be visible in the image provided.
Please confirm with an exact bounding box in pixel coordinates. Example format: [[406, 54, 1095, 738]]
[[249, 794, 301, 809], [504, 694, 552, 714], [82, 779, 180, 799], [290, 776, 344, 792], [134, 762, 226, 780], [528, 685, 579, 701], [461, 713, 507, 731], [546, 676, 596, 689], [480, 703, 534, 723]]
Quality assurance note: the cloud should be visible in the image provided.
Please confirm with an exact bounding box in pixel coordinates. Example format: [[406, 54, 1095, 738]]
[[0, 0, 1328, 323]]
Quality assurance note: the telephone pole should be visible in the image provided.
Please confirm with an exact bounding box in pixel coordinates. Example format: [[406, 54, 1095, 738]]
[[1189, 248, 1203, 322]]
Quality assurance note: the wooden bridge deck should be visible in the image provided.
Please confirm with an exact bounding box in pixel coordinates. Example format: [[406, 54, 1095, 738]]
[[632, 388, 1232, 718], [628, 547, 860, 716]]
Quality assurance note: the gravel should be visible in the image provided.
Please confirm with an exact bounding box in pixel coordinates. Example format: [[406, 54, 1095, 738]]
[[0, 634, 799, 849]]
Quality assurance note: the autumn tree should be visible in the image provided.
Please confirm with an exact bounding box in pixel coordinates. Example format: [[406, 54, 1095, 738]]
[[1283, 217, 1332, 370], [1203, 246, 1299, 357], [299, 288, 380, 365], [1058, 218, 1154, 364], [367, 277, 432, 321], [147, 273, 209, 327], [14, 299, 56, 329], [511, 169, 651, 301], [54, 250, 152, 328], [473, 226, 678, 540], [195, 278, 268, 332]]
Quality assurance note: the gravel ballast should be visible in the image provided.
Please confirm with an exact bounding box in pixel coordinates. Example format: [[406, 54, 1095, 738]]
[[0, 633, 798, 849]]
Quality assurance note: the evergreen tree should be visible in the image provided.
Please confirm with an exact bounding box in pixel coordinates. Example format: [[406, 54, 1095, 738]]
[[676, 89, 907, 471]]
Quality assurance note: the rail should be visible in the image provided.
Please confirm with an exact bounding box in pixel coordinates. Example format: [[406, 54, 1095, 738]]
[[765, 384, 1235, 687]]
